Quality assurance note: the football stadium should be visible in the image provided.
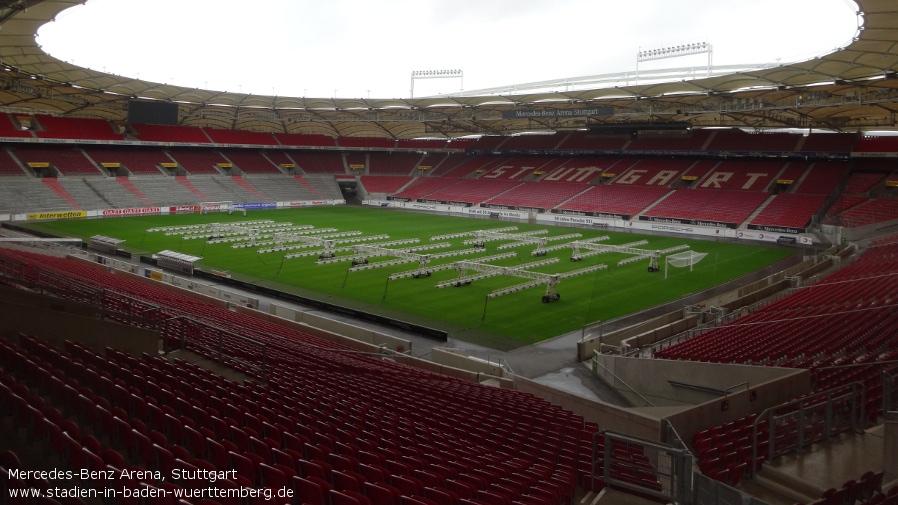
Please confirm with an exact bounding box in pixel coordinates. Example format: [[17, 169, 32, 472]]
[[1, 1, 898, 505]]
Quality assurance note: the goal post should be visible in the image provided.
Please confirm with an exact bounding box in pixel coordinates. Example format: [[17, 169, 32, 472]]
[[199, 201, 245, 216], [665, 250, 708, 279]]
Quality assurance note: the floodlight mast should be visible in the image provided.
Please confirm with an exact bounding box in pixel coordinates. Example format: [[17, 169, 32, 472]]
[[410, 69, 464, 98], [635, 42, 712, 84]]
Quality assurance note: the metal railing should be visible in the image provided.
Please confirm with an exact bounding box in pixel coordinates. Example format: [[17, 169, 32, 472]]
[[750, 382, 866, 477], [593, 430, 693, 504], [883, 365, 898, 419], [592, 351, 654, 407]]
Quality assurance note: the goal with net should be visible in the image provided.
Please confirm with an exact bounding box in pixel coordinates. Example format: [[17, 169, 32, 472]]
[[199, 201, 246, 216], [665, 250, 708, 279]]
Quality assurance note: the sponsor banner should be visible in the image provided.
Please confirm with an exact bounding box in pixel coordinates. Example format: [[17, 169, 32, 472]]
[[480, 203, 545, 212], [170, 205, 200, 214], [851, 152, 898, 158], [746, 223, 805, 235], [500, 107, 614, 119], [387, 196, 412, 202], [550, 209, 630, 220], [101, 207, 162, 217], [463, 207, 529, 219], [0, 213, 9, 222], [737, 230, 813, 244], [144, 269, 164, 281], [417, 199, 474, 207], [26, 210, 87, 221], [638, 215, 738, 229], [279, 200, 331, 208], [538, 214, 619, 227], [234, 202, 277, 210]]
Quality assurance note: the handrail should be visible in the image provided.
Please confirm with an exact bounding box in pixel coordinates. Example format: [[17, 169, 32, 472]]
[[593, 351, 654, 407], [749, 382, 866, 478]]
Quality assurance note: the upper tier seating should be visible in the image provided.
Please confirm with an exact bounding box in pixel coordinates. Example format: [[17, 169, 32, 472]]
[[555, 131, 629, 151], [854, 135, 898, 153], [274, 132, 337, 147], [704, 130, 800, 152], [642, 189, 769, 225], [624, 130, 715, 152], [82, 146, 173, 175], [498, 133, 566, 151], [483, 181, 590, 210], [132, 123, 211, 143], [557, 185, 671, 217], [10, 145, 102, 176], [203, 128, 279, 145], [0, 113, 34, 138], [338, 136, 395, 149], [433, 155, 507, 178], [799, 132, 856, 153], [396, 138, 449, 150], [34, 114, 124, 141]]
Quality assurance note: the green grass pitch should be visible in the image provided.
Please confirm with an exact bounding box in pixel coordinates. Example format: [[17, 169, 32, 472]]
[[22, 206, 796, 351]]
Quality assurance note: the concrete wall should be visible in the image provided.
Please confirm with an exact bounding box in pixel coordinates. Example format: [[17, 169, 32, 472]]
[[0, 288, 159, 356], [514, 376, 662, 441], [432, 348, 505, 378], [267, 303, 411, 353], [885, 419, 898, 483], [664, 368, 811, 441], [594, 354, 809, 409]]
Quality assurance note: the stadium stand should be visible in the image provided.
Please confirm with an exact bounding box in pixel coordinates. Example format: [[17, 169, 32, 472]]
[[694, 160, 784, 191], [481, 156, 561, 180], [556, 185, 671, 217], [274, 132, 337, 147], [166, 149, 230, 175], [131, 123, 212, 143], [499, 133, 565, 151], [641, 189, 770, 225], [0, 178, 76, 212], [203, 128, 279, 146], [33, 114, 124, 141], [82, 146, 173, 175], [798, 132, 856, 153], [391, 176, 462, 201], [656, 238, 898, 485], [0, 112, 34, 138], [10, 145, 103, 176], [291, 152, 347, 174], [338, 136, 396, 149], [482, 181, 591, 210], [413, 178, 521, 205], [366, 152, 425, 175], [704, 130, 800, 152], [555, 131, 629, 151], [0, 247, 591, 505], [748, 193, 827, 229], [794, 162, 850, 195], [220, 149, 285, 174], [0, 148, 26, 176], [624, 130, 714, 152], [359, 175, 414, 195], [611, 158, 696, 186]]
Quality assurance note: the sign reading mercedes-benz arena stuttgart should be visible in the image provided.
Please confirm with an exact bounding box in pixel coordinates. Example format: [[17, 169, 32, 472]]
[[500, 107, 614, 119]]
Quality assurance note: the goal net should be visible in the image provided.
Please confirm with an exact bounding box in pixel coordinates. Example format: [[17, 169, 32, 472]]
[[199, 201, 245, 216], [665, 250, 708, 279]]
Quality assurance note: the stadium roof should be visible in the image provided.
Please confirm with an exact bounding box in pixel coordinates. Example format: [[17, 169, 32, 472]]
[[1, 0, 898, 138]]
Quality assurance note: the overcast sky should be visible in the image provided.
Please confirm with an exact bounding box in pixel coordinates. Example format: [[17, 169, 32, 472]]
[[36, 0, 860, 99]]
